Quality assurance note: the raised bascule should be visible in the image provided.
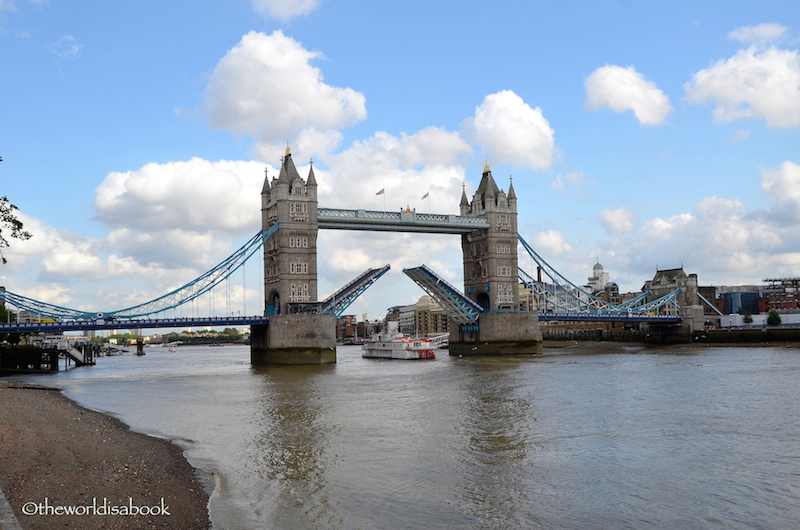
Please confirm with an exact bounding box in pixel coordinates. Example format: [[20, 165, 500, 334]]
[[250, 149, 542, 364]]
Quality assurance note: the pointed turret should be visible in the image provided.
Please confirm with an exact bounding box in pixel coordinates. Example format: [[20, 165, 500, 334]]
[[261, 167, 271, 194], [284, 153, 302, 182], [459, 183, 470, 215], [507, 176, 516, 200], [307, 158, 318, 188], [276, 143, 302, 183], [476, 161, 500, 199]]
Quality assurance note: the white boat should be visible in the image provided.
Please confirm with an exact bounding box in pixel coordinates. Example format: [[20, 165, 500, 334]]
[[362, 321, 436, 360]]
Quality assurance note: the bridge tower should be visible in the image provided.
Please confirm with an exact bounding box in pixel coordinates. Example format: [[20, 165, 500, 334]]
[[451, 163, 542, 355], [262, 147, 320, 315], [459, 162, 519, 311], [251, 147, 336, 365]]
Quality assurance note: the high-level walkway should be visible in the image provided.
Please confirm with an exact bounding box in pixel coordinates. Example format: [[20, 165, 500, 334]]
[[317, 208, 490, 233]]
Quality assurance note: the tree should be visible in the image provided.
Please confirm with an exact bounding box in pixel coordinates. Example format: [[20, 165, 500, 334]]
[[767, 310, 782, 326], [0, 196, 32, 264], [742, 311, 753, 324]]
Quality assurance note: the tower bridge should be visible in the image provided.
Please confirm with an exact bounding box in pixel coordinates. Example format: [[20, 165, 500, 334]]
[[251, 150, 542, 363], [1, 147, 689, 365]]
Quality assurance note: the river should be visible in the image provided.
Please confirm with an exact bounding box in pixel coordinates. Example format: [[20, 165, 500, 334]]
[[11, 344, 800, 529]]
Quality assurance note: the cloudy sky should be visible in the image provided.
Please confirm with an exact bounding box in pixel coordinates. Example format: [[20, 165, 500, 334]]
[[1, 0, 799, 321]]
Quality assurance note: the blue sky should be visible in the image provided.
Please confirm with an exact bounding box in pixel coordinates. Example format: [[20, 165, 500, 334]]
[[1, 0, 799, 321]]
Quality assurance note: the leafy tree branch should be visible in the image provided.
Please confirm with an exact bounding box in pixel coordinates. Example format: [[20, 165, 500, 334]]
[[0, 196, 32, 264]]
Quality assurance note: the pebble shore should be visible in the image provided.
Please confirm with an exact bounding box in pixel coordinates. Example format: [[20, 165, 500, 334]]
[[0, 381, 211, 529]]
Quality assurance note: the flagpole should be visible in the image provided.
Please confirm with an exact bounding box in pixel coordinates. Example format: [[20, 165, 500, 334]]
[[376, 188, 386, 210]]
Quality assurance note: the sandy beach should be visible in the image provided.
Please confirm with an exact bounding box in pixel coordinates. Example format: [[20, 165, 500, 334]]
[[0, 381, 211, 529]]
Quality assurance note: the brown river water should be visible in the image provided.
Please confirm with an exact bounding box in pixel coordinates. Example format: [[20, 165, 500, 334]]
[[14, 343, 800, 529]]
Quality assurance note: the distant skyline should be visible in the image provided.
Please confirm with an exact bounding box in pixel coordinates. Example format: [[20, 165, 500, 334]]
[[1, 1, 799, 320]]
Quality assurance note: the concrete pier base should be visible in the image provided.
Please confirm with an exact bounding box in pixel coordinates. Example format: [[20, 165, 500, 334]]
[[449, 311, 543, 356], [251, 314, 336, 365]]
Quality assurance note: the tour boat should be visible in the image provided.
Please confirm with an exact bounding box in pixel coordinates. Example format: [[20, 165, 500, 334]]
[[362, 321, 436, 360]]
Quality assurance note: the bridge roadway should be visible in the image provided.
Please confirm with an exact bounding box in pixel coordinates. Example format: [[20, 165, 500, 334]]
[[0, 316, 270, 334]]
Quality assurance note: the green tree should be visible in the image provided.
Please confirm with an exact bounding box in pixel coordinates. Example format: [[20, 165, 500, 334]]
[[742, 311, 753, 324], [0, 196, 32, 264], [767, 310, 782, 326], [109, 332, 143, 344]]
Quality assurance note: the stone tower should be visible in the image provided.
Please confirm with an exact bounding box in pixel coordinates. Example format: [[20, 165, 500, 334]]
[[459, 163, 519, 311], [261, 146, 320, 315]]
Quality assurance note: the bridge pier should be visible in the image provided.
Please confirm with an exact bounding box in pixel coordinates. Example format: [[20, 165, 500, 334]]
[[250, 314, 336, 365], [449, 312, 542, 356]]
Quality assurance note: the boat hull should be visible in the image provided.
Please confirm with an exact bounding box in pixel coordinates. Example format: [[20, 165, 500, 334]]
[[362, 345, 436, 360]]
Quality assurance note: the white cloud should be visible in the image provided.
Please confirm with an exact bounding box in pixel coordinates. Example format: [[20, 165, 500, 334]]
[[320, 127, 471, 211], [0, 0, 43, 12], [49, 34, 82, 58], [551, 171, 590, 193], [89, 158, 270, 271], [533, 230, 573, 257], [251, 0, 319, 20], [531, 162, 800, 291], [585, 65, 672, 126], [731, 129, 751, 144], [203, 30, 367, 159], [761, 160, 800, 225], [728, 23, 788, 45], [684, 46, 800, 128], [462, 90, 556, 169], [631, 196, 782, 280], [94, 158, 265, 234], [598, 207, 639, 235]]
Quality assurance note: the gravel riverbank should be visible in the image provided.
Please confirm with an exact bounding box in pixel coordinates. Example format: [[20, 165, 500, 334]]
[[0, 381, 211, 529]]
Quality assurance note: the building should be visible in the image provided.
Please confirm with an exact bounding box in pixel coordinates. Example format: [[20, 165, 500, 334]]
[[414, 295, 448, 335], [586, 261, 610, 294], [336, 315, 357, 340], [719, 291, 761, 315], [643, 267, 704, 330], [386, 304, 416, 334], [581, 261, 620, 304], [763, 278, 800, 312]]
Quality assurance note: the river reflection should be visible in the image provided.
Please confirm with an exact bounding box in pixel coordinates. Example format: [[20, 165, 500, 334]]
[[11, 344, 800, 529]]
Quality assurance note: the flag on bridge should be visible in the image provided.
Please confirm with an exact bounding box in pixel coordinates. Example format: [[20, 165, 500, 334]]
[[421, 192, 429, 199], [376, 188, 385, 195]]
